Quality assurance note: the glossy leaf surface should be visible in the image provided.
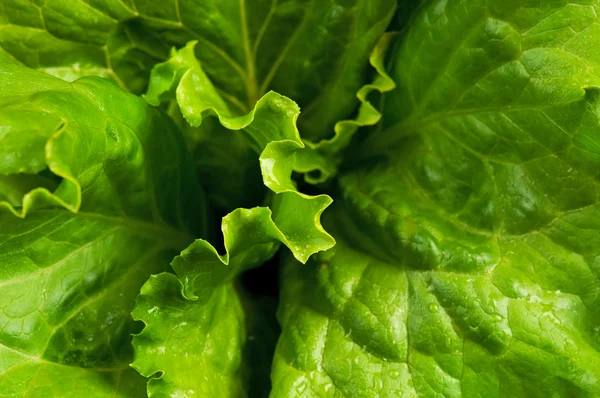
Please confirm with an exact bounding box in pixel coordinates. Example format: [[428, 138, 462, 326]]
[[271, 1, 600, 396], [0, 61, 203, 396]]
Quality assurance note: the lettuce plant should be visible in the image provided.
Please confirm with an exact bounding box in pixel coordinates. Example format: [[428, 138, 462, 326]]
[[1, 1, 600, 397]]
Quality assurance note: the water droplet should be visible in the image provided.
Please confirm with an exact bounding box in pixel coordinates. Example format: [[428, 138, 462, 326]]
[[428, 303, 439, 313], [295, 379, 308, 394]]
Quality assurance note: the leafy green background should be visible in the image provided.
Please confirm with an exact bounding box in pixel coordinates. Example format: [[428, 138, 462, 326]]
[[0, 0, 395, 140], [2, 0, 600, 397], [272, 1, 600, 396], [0, 63, 203, 396]]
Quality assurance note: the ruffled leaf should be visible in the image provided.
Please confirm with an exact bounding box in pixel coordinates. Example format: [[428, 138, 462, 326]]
[[144, 42, 335, 262], [295, 32, 398, 183], [131, 39, 338, 397], [271, 1, 600, 396], [0, 0, 396, 140], [0, 61, 204, 396], [132, 204, 329, 397]]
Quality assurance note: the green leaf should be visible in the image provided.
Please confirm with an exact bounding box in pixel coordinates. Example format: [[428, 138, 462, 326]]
[[0, 1, 398, 201], [144, 41, 335, 261], [0, 1, 169, 93], [0, 361, 146, 398], [272, 1, 600, 396], [132, 206, 325, 397], [188, 115, 265, 210], [295, 31, 398, 184], [131, 41, 339, 396], [390, 0, 425, 30], [0, 172, 58, 207], [0, 0, 396, 141], [0, 61, 204, 395]]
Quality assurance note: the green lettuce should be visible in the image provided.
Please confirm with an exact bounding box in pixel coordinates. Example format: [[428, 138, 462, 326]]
[[2, 0, 600, 397], [272, 1, 600, 397], [0, 0, 397, 207], [0, 62, 201, 396]]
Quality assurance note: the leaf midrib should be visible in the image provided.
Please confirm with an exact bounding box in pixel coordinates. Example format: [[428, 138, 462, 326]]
[[8, 1, 316, 112], [0, 342, 132, 374], [141, 0, 316, 109], [37, 209, 194, 249]]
